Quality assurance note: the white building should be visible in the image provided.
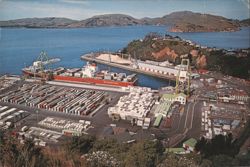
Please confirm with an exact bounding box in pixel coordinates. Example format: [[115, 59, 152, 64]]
[[134, 60, 189, 82], [162, 93, 187, 105]]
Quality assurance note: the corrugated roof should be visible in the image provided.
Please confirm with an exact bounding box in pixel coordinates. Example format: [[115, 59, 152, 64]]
[[155, 101, 171, 115], [162, 94, 176, 99], [167, 147, 186, 153], [162, 93, 186, 100], [183, 138, 197, 147], [153, 115, 163, 127]]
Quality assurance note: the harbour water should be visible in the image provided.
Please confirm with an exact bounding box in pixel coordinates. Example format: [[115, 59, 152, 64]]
[[0, 26, 249, 89]]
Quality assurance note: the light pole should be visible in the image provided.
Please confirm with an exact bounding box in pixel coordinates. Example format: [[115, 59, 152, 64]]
[[36, 110, 39, 123]]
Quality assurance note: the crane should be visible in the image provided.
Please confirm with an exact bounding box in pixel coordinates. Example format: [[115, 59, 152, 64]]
[[33, 51, 60, 82], [175, 58, 191, 96]]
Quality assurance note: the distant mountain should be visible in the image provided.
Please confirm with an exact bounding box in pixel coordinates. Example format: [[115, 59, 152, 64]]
[[67, 14, 142, 27], [0, 11, 248, 32], [0, 17, 77, 28], [156, 11, 240, 32]]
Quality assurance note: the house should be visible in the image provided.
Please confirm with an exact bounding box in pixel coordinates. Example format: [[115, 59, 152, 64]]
[[183, 138, 197, 152]]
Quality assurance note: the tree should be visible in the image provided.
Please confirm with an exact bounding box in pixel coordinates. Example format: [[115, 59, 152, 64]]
[[158, 153, 200, 167], [211, 154, 238, 167], [0, 129, 6, 166], [19, 139, 47, 167], [66, 135, 96, 154], [124, 140, 164, 167], [200, 159, 213, 167], [195, 134, 238, 158]]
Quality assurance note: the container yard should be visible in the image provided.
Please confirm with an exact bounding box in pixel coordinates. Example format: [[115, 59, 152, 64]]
[[20, 126, 63, 145], [201, 102, 244, 139], [16, 116, 93, 145], [0, 76, 18, 92], [0, 105, 30, 129], [38, 117, 91, 136], [0, 83, 109, 116], [108, 87, 155, 128]]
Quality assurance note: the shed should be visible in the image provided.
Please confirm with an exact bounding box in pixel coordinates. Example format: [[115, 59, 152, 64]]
[[153, 115, 163, 127], [183, 138, 197, 152], [167, 148, 188, 154]]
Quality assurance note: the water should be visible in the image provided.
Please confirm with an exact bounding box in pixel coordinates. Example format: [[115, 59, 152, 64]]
[[0, 26, 172, 89], [167, 27, 250, 49], [0, 26, 249, 89]]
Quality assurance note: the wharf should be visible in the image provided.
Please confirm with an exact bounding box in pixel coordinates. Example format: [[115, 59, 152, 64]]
[[81, 54, 176, 81]]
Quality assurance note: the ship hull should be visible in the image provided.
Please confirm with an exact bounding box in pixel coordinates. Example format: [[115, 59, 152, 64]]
[[22, 70, 43, 78], [53, 75, 136, 87], [22, 70, 136, 87]]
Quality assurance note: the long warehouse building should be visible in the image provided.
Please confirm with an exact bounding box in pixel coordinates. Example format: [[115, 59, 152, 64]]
[[135, 60, 189, 82]]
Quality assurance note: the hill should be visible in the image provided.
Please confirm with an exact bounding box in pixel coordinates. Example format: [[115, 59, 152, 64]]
[[240, 18, 250, 27], [161, 11, 240, 32], [121, 33, 250, 79], [67, 14, 142, 27], [0, 17, 77, 28], [0, 11, 247, 32]]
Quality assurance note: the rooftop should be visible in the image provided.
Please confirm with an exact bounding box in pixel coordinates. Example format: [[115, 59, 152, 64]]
[[183, 138, 197, 148], [162, 93, 187, 100], [167, 147, 186, 153]]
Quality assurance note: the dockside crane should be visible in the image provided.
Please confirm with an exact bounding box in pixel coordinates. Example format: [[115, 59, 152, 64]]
[[175, 58, 191, 96], [33, 51, 60, 83]]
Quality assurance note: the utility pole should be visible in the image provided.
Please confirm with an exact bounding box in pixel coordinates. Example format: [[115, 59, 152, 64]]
[[36, 110, 39, 123]]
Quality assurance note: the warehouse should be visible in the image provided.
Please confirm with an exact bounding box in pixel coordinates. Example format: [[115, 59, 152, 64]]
[[154, 100, 172, 117], [0, 106, 29, 127], [135, 60, 188, 82]]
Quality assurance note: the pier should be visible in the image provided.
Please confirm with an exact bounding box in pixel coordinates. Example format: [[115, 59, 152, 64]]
[[81, 53, 177, 82]]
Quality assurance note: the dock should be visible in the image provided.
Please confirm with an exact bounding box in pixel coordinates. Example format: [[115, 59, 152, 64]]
[[81, 54, 176, 81]]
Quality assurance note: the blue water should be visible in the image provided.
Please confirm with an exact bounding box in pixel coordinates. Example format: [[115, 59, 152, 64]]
[[0, 26, 249, 89], [167, 27, 250, 49], [0, 26, 172, 89]]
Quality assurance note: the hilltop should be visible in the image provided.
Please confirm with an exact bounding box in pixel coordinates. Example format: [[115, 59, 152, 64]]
[[0, 17, 77, 28], [0, 14, 142, 28], [67, 14, 142, 27], [0, 11, 248, 32], [240, 18, 250, 27], [162, 11, 240, 32], [121, 33, 250, 79]]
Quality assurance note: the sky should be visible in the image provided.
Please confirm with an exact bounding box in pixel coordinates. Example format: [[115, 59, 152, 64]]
[[0, 0, 249, 21]]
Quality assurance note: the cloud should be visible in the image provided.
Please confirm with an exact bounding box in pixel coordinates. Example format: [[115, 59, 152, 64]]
[[61, 0, 88, 5], [0, 1, 107, 20]]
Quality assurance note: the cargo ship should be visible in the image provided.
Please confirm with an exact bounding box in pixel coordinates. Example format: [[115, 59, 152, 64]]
[[22, 61, 137, 87]]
